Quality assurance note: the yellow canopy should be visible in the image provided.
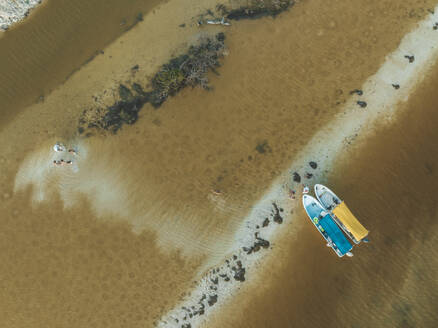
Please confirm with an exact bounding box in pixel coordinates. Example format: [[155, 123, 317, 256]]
[[332, 201, 369, 241]]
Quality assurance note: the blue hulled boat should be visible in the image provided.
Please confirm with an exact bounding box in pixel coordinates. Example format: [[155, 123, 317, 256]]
[[302, 195, 353, 257]]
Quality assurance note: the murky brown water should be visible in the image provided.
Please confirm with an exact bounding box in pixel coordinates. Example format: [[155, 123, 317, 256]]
[[211, 56, 438, 328], [0, 0, 437, 327], [0, 0, 165, 128]]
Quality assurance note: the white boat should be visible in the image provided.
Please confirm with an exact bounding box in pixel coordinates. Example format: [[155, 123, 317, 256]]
[[302, 195, 353, 258], [314, 184, 369, 244]]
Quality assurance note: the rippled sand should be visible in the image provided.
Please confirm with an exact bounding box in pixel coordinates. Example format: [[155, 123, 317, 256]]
[[212, 57, 438, 328], [0, 0, 437, 327]]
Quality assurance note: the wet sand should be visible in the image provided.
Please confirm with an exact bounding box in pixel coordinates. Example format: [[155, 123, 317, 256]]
[[1, 0, 438, 327], [210, 55, 438, 328]]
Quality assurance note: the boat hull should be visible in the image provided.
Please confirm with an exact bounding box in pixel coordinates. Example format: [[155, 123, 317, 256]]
[[302, 195, 353, 257], [314, 184, 368, 244]]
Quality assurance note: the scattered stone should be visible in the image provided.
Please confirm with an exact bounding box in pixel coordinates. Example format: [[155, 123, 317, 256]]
[[232, 255, 237, 260], [255, 140, 271, 154], [262, 218, 269, 227], [293, 172, 301, 182], [404, 55, 415, 63], [207, 294, 218, 306], [392, 84, 400, 90], [211, 277, 219, 285], [233, 266, 246, 282], [224, 276, 230, 282], [357, 101, 367, 108], [349, 89, 363, 96], [131, 64, 139, 72], [272, 203, 283, 224], [309, 161, 318, 169], [305, 172, 313, 179]]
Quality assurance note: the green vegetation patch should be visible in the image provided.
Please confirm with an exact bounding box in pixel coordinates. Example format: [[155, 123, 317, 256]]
[[78, 33, 226, 135]]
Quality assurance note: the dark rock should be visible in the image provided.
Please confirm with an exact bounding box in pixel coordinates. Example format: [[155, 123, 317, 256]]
[[255, 140, 271, 154], [131, 64, 139, 71], [236, 260, 242, 268], [233, 255, 237, 260], [262, 218, 269, 227], [392, 84, 400, 90], [208, 294, 218, 306], [182, 324, 191, 328], [211, 277, 219, 285], [179, 23, 186, 27], [309, 161, 318, 169], [404, 55, 415, 63], [242, 246, 252, 254], [349, 89, 363, 96], [293, 172, 301, 183], [305, 172, 313, 179], [137, 13, 143, 21], [78, 127, 84, 134], [272, 203, 283, 224], [224, 276, 230, 282], [233, 267, 246, 282], [357, 101, 367, 108]]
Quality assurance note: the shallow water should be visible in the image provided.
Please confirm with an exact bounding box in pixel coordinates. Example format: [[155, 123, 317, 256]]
[[0, 0, 165, 127], [0, 0, 437, 327], [211, 57, 438, 328]]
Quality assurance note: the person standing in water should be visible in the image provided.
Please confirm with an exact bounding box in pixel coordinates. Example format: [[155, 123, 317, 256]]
[[53, 142, 66, 152], [52, 142, 77, 165]]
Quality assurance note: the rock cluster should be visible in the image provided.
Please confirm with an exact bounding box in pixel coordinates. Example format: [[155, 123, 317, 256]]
[[78, 33, 226, 135]]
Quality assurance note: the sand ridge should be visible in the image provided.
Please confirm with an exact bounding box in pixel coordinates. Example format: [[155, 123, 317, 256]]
[[157, 4, 438, 327]]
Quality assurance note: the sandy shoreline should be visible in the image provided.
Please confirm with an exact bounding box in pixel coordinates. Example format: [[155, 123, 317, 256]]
[[157, 6, 438, 327], [0, 0, 43, 31]]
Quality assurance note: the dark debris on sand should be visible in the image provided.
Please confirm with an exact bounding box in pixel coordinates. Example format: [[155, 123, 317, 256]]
[[272, 203, 284, 224], [309, 161, 318, 169], [293, 172, 301, 183], [78, 33, 226, 135], [218, 0, 294, 21]]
